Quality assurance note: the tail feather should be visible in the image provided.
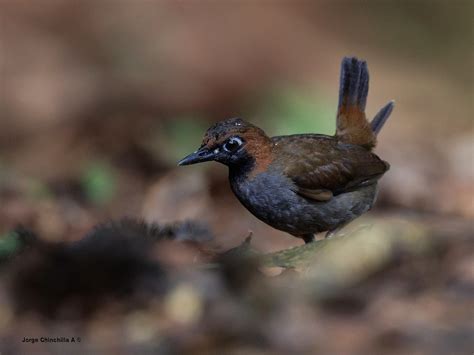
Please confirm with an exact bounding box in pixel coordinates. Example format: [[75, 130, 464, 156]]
[[336, 57, 376, 149], [371, 100, 394, 135], [336, 57, 394, 148], [338, 58, 369, 111]]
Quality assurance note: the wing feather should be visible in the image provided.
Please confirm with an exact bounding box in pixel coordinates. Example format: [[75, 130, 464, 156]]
[[272, 135, 389, 201]]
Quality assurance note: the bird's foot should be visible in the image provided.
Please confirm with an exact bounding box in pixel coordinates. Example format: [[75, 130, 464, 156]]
[[302, 234, 315, 244]]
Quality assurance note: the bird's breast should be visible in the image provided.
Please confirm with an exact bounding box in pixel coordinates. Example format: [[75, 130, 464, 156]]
[[229, 171, 307, 232]]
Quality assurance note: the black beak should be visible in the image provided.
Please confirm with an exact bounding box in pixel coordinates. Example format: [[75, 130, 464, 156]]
[[178, 147, 216, 166]]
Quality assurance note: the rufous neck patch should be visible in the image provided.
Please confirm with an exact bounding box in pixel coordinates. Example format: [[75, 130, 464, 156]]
[[244, 135, 274, 179]]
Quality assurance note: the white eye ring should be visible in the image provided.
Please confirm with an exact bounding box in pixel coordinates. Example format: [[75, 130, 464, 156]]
[[223, 136, 243, 152]]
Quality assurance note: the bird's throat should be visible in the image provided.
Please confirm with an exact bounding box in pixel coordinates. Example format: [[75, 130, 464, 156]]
[[228, 155, 257, 183]]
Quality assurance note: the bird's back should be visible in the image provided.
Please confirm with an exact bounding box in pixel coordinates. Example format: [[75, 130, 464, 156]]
[[269, 134, 389, 197]]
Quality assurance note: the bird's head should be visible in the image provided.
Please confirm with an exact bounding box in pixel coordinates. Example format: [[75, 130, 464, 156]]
[[178, 118, 273, 174]]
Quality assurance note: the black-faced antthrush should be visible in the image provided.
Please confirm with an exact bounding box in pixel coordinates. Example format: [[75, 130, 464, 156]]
[[179, 57, 394, 243]]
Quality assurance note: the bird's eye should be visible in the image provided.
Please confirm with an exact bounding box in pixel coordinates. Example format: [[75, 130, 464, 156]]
[[223, 137, 243, 152]]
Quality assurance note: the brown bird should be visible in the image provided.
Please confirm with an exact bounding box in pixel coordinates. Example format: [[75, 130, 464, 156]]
[[178, 57, 394, 243]]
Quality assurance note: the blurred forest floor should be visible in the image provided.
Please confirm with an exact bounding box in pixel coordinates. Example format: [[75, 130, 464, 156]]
[[0, 1, 472, 354]]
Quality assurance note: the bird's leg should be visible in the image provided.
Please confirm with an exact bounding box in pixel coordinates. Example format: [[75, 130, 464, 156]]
[[302, 234, 315, 244]]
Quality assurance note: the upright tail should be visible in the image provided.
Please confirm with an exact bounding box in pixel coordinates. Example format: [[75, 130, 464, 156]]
[[336, 57, 394, 149]]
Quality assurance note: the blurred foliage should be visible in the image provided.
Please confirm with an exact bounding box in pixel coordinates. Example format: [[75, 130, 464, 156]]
[[257, 88, 335, 136], [0, 231, 20, 259], [1, 217, 472, 354], [25, 179, 53, 201], [81, 161, 117, 206]]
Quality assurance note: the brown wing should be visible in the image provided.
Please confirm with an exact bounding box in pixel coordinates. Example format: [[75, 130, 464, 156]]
[[272, 135, 389, 201]]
